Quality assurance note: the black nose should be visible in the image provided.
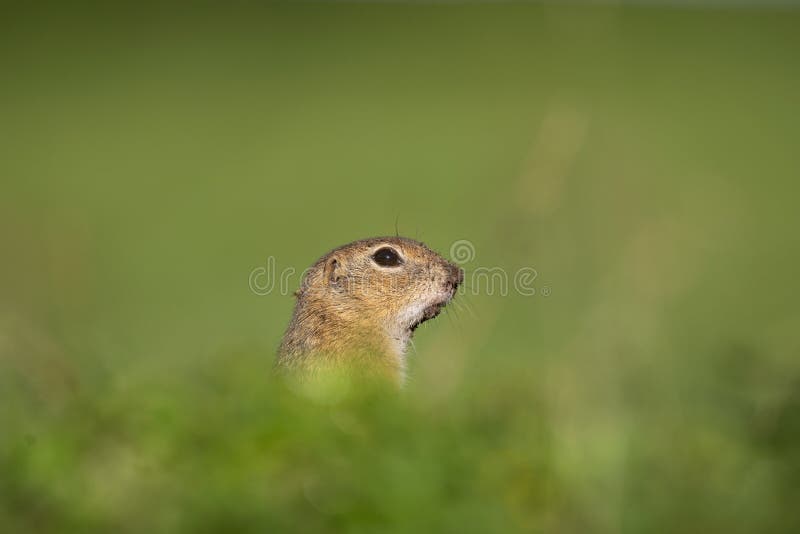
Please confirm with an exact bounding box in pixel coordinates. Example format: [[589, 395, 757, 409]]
[[447, 263, 464, 288]]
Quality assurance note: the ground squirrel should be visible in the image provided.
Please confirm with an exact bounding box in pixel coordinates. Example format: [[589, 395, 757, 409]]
[[275, 237, 463, 386]]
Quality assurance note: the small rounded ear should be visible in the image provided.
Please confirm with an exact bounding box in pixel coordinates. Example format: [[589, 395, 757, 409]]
[[323, 257, 344, 287]]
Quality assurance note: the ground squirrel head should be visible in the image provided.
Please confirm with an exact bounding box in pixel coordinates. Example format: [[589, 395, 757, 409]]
[[276, 236, 463, 385]]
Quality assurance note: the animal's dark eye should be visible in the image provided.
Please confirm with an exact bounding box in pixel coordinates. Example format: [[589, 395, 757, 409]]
[[372, 247, 403, 267]]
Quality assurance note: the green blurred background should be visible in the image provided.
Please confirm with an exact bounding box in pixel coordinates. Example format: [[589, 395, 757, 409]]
[[2, 2, 799, 532]]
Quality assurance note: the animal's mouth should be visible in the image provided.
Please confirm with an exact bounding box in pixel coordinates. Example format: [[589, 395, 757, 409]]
[[409, 297, 451, 333], [407, 269, 461, 334]]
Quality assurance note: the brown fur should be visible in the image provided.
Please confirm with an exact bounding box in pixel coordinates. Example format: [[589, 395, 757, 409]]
[[275, 236, 462, 386]]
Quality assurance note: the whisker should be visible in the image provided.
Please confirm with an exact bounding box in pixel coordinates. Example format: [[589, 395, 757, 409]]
[[453, 291, 477, 319]]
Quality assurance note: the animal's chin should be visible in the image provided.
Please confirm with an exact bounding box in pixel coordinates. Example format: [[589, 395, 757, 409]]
[[408, 299, 448, 333]]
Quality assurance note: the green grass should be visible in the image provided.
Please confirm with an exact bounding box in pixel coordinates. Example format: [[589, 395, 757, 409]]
[[1, 3, 799, 532]]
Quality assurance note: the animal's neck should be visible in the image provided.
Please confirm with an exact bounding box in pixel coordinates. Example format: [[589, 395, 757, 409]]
[[278, 297, 407, 386]]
